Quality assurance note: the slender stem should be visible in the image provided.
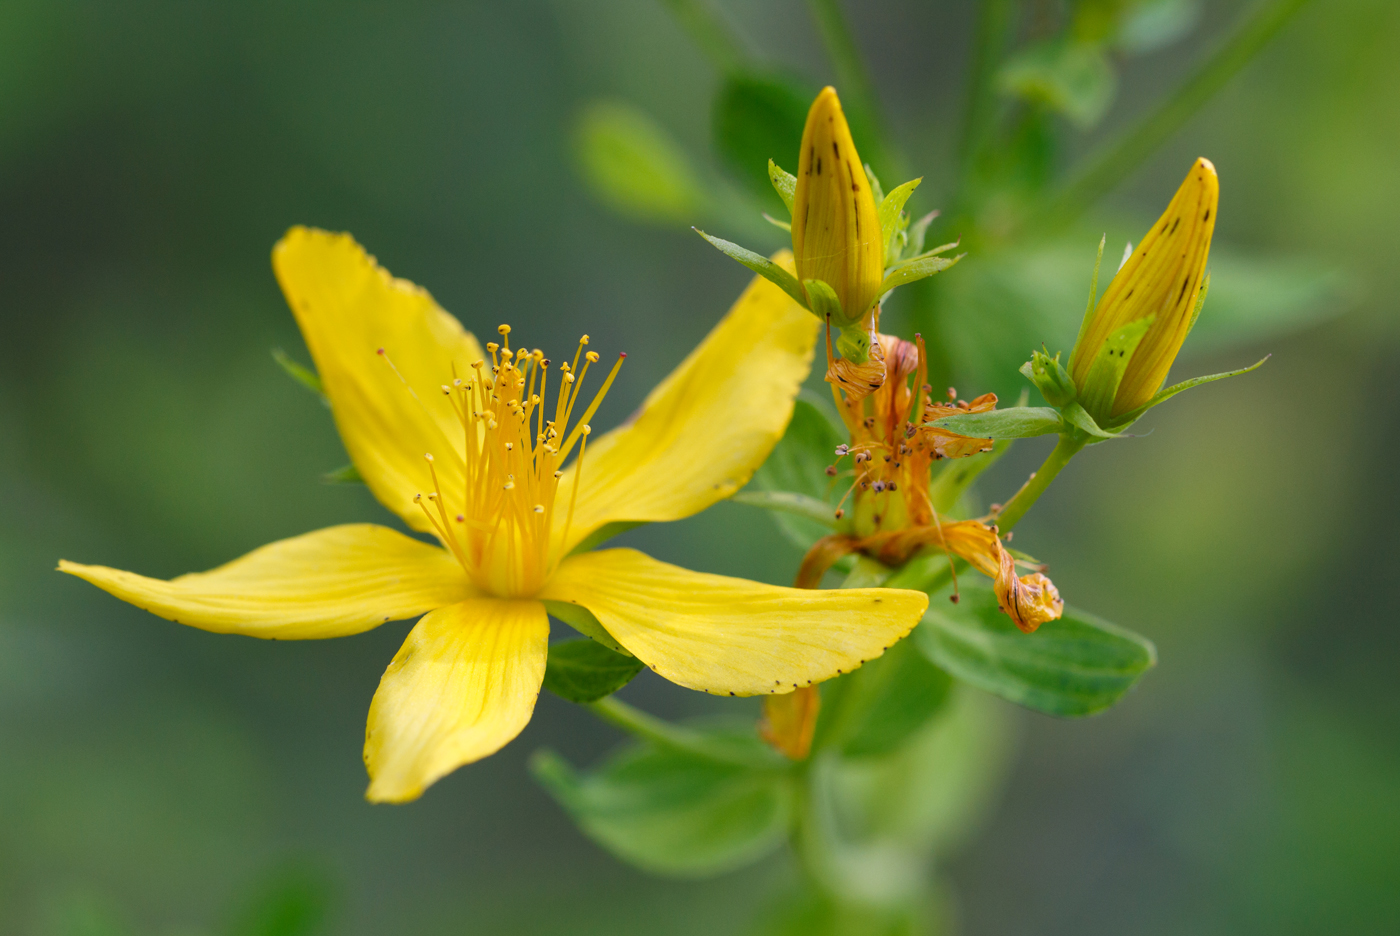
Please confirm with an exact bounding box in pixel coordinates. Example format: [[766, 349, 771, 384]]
[[804, 0, 904, 179], [586, 696, 778, 768], [994, 434, 1086, 532], [1035, 0, 1314, 229], [657, 0, 752, 74], [956, 0, 1015, 189]]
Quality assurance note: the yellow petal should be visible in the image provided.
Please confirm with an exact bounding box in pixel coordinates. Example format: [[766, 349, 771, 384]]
[[272, 227, 486, 534], [364, 598, 548, 802], [792, 87, 883, 323], [1070, 158, 1218, 415], [540, 548, 927, 696], [555, 261, 817, 554], [58, 524, 472, 639]]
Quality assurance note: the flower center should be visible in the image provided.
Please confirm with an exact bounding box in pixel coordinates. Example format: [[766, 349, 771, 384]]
[[400, 324, 623, 598]]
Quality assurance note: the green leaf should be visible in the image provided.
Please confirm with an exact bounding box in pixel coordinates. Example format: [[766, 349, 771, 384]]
[[746, 397, 847, 549], [762, 211, 791, 233], [1108, 355, 1269, 427], [917, 583, 1156, 717], [907, 211, 937, 257], [1185, 252, 1349, 353], [272, 348, 327, 405], [711, 72, 813, 208], [694, 229, 807, 308], [320, 464, 363, 484], [878, 251, 963, 297], [730, 490, 838, 529], [877, 177, 921, 265], [573, 100, 704, 225], [530, 735, 793, 877], [542, 638, 646, 703], [997, 39, 1117, 128], [769, 160, 797, 214], [541, 600, 629, 654], [815, 637, 953, 760], [931, 406, 1062, 440], [803, 277, 850, 327], [1060, 401, 1126, 440]]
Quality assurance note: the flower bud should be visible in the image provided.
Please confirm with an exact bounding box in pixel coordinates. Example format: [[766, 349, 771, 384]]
[[792, 87, 884, 327], [1069, 158, 1218, 421]]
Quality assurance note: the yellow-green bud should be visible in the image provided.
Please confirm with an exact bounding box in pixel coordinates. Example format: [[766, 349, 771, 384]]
[[1070, 158, 1218, 421], [791, 87, 883, 327]]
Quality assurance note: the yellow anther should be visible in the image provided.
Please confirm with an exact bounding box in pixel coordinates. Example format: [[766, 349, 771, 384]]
[[486, 342, 498, 354], [424, 453, 434, 462], [497, 324, 511, 335], [580, 335, 589, 345], [533, 504, 544, 514], [586, 351, 600, 364]]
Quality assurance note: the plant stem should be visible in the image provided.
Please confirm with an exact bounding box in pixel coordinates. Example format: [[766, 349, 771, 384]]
[[586, 695, 778, 768], [658, 0, 752, 73], [1036, 0, 1314, 229], [994, 434, 1085, 532], [956, 0, 1015, 189]]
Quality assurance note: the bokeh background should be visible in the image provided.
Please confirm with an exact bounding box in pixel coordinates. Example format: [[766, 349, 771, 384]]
[[2, 0, 1396, 933]]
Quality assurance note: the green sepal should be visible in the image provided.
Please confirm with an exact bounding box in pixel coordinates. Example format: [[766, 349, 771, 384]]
[[931, 406, 1063, 440], [1077, 315, 1153, 424], [530, 727, 793, 877], [321, 464, 364, 485], [908, 212, 938, 258], [1068, 234, 1109, 379], [541, 599, 629, 655], [813, 637, 953, 760], [1020, 348, 1078, 407], [542, 638, 646, 703], [768, 159, 796, 214], [567, 520, 644, 556], [272, 348, 327, 405], [879, 248, 964, 298], [762, 212, 791, 233], [1060, 401, 1127, 440], [917, 584, 1156, 717], [694, 229, 807, 308], [877, 177, 922, 266], [802, 277, 855, 328], [1107, 354, 1269, 428], [863, 163, 886, 205], [833, 323, 873, 364]]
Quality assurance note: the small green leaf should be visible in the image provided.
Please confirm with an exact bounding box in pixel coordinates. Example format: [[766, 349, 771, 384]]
[[1020, 349, 1078, 407], [542, 600, 629, 654], [917, 584, 1156, 717], [815, 637, 952, 759], [543, 638, 646, 703], [769, 160, 796, 214], [574, 100, 704, 225], [932, 406, 1062, 440], [272, 348, 327, 405], [694, 229, 808, 308], [879, 251, 964, 297], [1108, 355, 1269, 427], [908, 211, 938, 256], [730, 490, 838, 529], [711, 72, 813, 207], [762, 212, 791, 233], [320, 464, 363, 485], [877, 177, 922, 265], [531, 735, 793, 877]]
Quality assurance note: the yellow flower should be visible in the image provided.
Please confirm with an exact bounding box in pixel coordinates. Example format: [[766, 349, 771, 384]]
[[792, 86, 884, 327], [1070, 158, 1219, 420], [59, 228, 929, 802]]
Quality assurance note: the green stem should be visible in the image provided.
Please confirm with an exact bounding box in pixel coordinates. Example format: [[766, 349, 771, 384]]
[[1035, 0, 1313, 229], [956, 0, 1015, 189], [586, 696, 779, 769], [993, 434, 1086, 532], [804, 0, 904, 179], [657, 0, 752, 73]]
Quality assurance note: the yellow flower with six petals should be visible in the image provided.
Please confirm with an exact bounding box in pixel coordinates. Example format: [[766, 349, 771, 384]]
[[59, 227, 928, 802]]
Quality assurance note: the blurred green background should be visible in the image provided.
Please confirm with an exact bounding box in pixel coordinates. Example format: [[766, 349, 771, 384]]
[[1, 0, 1396, 932]]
